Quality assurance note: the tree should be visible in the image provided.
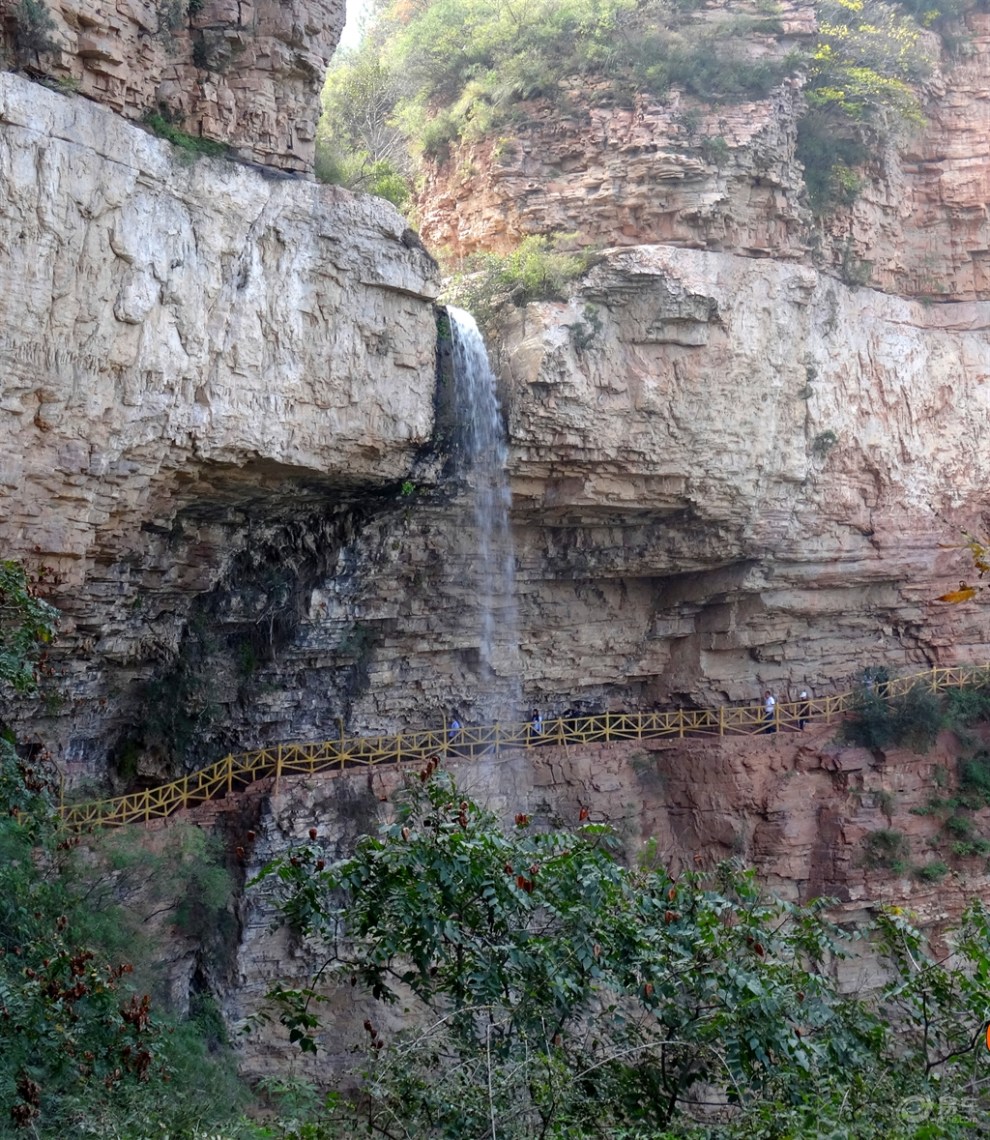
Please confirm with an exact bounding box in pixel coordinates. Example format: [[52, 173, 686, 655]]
[[255, 766, 990, 1137], [0, 562, 248, 1136], [316, 43, 412, 207], [0, 559, 58, 694], [7, 0, 59, 70], [796, 0, 939, 214]]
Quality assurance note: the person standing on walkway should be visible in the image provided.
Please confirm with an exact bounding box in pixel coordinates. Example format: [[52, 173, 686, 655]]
[[798, 689, 810, 731], [448, 713, 462, 754], [529, 709, 543, 743], [763, 690, 776, 733]]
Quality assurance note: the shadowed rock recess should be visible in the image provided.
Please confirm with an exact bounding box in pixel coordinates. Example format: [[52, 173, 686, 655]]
[[0, 0, 989, 1083]]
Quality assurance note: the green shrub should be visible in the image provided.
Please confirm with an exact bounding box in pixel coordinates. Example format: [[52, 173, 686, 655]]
[[444, 235, 599, 331], [315, 145, 411, 208], [874, 788, 896, 817], [891, 686, 944, 751], [795, 0, 941, 214], [811, 428, 838, 456], [890, 0, 975, 26], [806, 0, 933, 122], [842, 684, 943, 753], [0, 561, 58, 693], [700, 133, 731, 167], [945, 683, 990, 728], [796, 107, 871, 216], [9, 0, 59, 66], [959, 750, 990, 807], [951, 837, 990, 858], [863, 827, 910, 872], [143, 110, 227, 158], [944, 812, 974, 839], [914, 860, 949, 882]]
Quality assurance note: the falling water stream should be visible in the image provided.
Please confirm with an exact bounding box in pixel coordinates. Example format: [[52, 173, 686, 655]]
[[447, 307, 521, 715]]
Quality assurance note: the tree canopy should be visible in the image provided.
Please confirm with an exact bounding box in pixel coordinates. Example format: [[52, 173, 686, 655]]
[[257, 767, 990, 1137], [0, 562, 248, 1136]]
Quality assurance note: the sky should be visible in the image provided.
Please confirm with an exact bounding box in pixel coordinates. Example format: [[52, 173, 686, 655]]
[[339, 0, 372, 50]]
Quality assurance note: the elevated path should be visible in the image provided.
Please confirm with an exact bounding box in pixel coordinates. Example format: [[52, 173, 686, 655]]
[[59, 664, 990, 831]]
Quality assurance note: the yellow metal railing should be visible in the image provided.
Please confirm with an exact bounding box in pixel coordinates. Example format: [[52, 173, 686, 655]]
[[58, 664, 990, 831]]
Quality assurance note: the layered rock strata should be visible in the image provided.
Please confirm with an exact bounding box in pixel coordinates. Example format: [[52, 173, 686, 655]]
[[0, 74, 440, 777], [0, 0, 342, 170], [416, 8, 990, 302], [2, 68, 988, 782], [266, 245, 988, 739]]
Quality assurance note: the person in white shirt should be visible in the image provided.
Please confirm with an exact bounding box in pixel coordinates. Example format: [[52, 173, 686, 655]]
[[763, 691, 776, 733], [529, 709, 543, 740]]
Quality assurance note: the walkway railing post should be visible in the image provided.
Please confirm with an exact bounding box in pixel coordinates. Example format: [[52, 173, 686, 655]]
[[275, 745, 283, 795], [719, 705, 725, 737]]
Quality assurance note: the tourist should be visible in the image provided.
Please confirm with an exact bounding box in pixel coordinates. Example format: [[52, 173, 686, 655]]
[[529, 709, 543, 741], [798, 689, 810, 731], [763, 690, 776, 733]]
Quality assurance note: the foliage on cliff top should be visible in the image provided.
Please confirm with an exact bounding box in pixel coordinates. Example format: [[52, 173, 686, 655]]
[[255, 767, 990, 1137], [321, 0, 795, 180], [442, 234, 600, 331], [315, 48, 412, 205], [804, 0, 936, 138], [318, 0, 968, 220]]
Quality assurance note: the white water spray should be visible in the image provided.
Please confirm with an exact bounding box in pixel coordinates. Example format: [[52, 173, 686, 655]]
[[447, 307, 521, 711]]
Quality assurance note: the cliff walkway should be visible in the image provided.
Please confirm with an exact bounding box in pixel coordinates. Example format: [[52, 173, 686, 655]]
[[60, 664, 990, 831]]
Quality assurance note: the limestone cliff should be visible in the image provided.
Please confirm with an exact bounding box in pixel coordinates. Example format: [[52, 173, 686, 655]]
[[1, 0, 989, 1092], [0, 0, 342, 170], [0, 73, 440, 779], [1, 47, 989, 788]]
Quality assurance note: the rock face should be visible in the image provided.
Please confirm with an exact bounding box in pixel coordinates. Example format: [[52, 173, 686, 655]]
[[0, 0, 989, 1093], [0, 0, 343, 171], [243, 246, 987, 743], [493, 247, 990, 709], [415, 8, 990, 302], [0, 74, 441, 777], [1, 66, 988, 787]]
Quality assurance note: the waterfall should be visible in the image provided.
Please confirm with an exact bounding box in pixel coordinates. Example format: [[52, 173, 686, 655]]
[[447, 307, 521, 713]]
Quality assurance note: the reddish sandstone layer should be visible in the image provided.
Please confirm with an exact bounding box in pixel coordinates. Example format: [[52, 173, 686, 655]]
[[416, 9, 990, 301]]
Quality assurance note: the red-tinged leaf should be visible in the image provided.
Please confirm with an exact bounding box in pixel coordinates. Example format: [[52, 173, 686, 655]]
[[937, 586, 977, 604]]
